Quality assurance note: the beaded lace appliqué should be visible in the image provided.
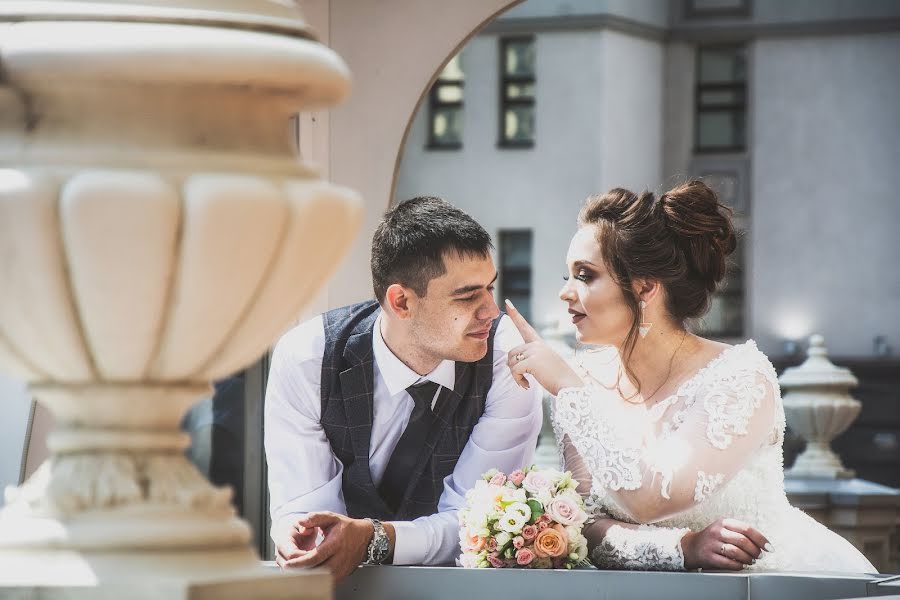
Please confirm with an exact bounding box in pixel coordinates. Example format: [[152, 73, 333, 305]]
[[693, 471, 725, 502], [591, 524, 690, 571]]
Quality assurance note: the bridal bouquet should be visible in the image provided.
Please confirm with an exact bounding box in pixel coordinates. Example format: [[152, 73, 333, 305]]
[[458, 466, 589, 569]]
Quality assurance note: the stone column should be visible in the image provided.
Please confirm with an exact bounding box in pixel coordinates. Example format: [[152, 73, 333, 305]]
[[0, 2, 360, 596]]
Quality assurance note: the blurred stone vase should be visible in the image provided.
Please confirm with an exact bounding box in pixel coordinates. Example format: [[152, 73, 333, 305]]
[[0, 1, 361, 596], [780, 335, 862, 479]]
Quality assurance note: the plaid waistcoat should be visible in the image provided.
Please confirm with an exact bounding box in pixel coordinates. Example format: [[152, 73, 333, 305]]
[[320, 300, 497, 521]]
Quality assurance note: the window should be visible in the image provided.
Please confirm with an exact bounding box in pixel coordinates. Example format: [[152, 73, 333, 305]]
[[499, 230, 533, 320], [428, 54, 464, 149], [686, 0, 750, 19], [691, 170, 745, 338], [695, 45, 747, 152], [499, 37, 535, 147]]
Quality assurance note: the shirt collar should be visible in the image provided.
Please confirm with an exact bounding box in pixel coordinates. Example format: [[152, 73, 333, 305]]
[[372, 313, 456, 397]]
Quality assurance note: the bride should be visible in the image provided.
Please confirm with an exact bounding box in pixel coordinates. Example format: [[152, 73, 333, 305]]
[[503, 180, 876, 573]]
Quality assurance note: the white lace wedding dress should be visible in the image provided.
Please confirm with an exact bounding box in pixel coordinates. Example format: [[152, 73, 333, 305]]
[[552, 341, 877, 573]]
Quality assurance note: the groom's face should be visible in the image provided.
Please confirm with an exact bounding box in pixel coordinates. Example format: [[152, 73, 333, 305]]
[[409, 252, 500, 363]]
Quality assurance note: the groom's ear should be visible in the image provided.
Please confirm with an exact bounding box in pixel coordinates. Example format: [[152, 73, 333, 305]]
[[385, 283, 414, 319]]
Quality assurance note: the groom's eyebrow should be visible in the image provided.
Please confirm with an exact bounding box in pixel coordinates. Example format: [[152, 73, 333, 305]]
[[451, 272, 498, 296]]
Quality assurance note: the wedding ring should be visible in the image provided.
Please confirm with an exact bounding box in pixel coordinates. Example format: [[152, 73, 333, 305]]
[[721, 543, 728, 556], [515, 352, 525, 362]]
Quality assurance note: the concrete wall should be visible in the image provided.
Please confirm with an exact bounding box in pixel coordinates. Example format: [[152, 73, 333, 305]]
[[750, 32, 900, 356], [396, 30, 665, 327]]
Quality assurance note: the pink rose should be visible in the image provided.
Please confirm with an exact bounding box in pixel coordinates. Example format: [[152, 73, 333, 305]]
[[521, 524, 538, 540], [515, 547, 535, 566], [522, 471, 553, 494], [509, 469, 526, 486], [489, 472, 507, 486], [546, 496, 585, 526], [513, 536, 525, 549], [487, 553, 506, 568], [487, 537, 498, 552], [537, 521, 549, 532]]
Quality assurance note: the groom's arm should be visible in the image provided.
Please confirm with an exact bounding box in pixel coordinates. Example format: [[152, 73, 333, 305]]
[[389, 315, 544, 565]]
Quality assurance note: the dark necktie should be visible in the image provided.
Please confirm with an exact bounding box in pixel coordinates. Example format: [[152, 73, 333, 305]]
[[378, 380, 440, 513]]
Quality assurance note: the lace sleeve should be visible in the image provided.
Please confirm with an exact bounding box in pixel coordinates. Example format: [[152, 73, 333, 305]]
[[590, 523, 691, 571], [554, 350, 780, 524]]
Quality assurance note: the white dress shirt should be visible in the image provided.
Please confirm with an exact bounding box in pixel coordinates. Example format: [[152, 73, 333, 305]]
[[264, 311, 543, 565]]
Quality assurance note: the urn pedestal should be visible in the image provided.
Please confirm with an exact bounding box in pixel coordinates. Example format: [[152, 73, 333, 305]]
[[0, 1, 361, 596]]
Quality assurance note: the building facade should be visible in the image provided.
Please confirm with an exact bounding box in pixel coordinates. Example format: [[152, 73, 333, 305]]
[[395, 0, 900, 359]]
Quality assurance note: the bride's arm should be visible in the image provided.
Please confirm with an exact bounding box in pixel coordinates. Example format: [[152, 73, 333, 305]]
[[555, 362, 780, 524], [559, 432, 690, 571]]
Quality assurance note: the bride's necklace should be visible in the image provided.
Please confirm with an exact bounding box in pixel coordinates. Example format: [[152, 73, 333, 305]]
[[614, 330, 687, 403]]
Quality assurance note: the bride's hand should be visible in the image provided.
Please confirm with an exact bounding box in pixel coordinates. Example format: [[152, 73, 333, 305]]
[[504, 299, 584, 396], [681, 518, 771, 571]]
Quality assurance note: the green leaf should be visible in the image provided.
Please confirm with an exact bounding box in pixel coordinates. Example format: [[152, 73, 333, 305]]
[[527, 499, 544, 521]]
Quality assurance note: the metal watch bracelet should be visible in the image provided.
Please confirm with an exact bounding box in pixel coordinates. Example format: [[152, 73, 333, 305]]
[[363, 518, 390, 565]]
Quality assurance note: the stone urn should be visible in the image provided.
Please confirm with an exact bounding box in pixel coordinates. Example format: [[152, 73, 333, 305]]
[[0, 1, 361, 596], [780, 335, 861, 479]]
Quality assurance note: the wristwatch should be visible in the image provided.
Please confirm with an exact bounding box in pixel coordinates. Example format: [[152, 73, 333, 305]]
[[363, 518, 390, 565]]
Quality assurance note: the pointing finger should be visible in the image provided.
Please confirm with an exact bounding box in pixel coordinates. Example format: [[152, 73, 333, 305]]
[[504, 299, 541, 343]]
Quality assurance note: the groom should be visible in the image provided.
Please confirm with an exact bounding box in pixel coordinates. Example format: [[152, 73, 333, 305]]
[[264, 196, 543, 581]]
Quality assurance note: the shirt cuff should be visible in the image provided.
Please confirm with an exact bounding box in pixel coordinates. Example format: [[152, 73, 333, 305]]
[[390, 520, 429, 565]]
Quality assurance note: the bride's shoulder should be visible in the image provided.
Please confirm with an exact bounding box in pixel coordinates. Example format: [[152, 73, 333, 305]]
[[707, 339, 779, 386]]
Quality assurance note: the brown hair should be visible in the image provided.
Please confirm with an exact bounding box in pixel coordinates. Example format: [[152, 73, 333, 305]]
[[577, 179, 737, 393]]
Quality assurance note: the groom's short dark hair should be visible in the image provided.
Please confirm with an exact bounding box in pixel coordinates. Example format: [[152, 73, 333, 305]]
[[371, 196, 493, 303]]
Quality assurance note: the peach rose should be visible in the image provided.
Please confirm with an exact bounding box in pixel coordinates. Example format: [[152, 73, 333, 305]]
[[466, 533, 487, 553], [534, 526, 568, 558]]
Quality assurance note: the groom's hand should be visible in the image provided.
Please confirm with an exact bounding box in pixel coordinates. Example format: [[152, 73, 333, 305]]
[[275, 519, 320, 568], [281, 511, 388, 583], [505, 299, 583, 396]]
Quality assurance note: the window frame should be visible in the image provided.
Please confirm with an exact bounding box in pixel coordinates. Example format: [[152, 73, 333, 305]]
[[498, 229, 534, 321], [694, 43, 748, 154], [498, 36, 536, 149], [427, 55, 465, 150]]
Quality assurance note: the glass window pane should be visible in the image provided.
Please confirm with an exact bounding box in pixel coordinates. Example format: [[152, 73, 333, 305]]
[[701, 294, 743, 335], [505, 82, 535, 100], [504, 40, 535, 76], [699, 47, 746, 83], [697, 110, 744, 148], [439, 53, 464, 81], [504, 106, 535, 143], [431, 106, 463, 145], [699, 88, 740, 106], [436, 83, 463, 103]]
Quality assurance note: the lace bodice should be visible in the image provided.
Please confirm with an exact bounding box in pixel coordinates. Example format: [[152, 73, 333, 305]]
[[553, 341, 789, 570]]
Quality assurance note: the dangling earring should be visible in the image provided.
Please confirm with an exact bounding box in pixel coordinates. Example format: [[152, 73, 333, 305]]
[[639, 300, 653, 338]]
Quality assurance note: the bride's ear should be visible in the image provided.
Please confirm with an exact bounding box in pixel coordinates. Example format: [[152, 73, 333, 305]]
[[633, 279, 662, 306]]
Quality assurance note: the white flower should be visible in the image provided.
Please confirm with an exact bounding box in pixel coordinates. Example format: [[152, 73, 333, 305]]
[[501, 487, 527, 504], [495, 531, 512, 547], [522, 470, 555, 495], [569, 535, 588, 561], [497, 503, 531, 533]]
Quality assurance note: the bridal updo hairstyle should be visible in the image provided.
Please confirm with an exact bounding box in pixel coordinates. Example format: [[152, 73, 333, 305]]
[[577, 179, 737, 357]]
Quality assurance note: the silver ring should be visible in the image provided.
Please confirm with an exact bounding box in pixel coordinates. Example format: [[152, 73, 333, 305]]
[[515, 352, 525, 362]]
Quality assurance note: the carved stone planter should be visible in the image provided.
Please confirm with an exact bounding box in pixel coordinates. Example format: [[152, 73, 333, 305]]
[[780, 335, 862, 479], [0, 1, 360, 596]]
